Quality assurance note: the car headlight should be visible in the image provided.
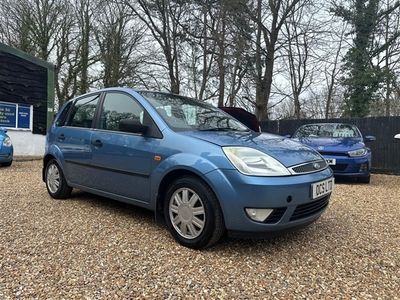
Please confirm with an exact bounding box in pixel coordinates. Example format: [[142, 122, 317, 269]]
[[348, 148, 368, 157], [222, 146, 290, 176], [2, 137, 12, 147]]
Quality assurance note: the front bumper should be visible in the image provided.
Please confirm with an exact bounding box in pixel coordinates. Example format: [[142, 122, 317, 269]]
[[204, 167, 333, 234], [323, 154, 371, 177], [0, 145, 13, 163]]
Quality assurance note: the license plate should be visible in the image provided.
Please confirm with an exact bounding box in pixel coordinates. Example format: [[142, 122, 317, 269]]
[[326, 158, 336, 165], [311, 178, 334, 199]]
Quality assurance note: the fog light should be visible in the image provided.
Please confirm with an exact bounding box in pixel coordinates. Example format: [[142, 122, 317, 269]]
[[360, 163, 368, 172], [245, 208, 273, 222]]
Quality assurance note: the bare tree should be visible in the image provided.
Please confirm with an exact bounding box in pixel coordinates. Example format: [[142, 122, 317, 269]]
[[0, 0, 35, 53], [54, 3, 81, 105], [94, 2, 145, 87], [0, 0, 66, 60], [375, 0, 400, 116], [126, 0, 187, 94], [74, 0, 97, 94], [178, 1, 218, 101], [281, 3, 315, 119], [248, 0, 302, 120], [323, 22, 347, 119]]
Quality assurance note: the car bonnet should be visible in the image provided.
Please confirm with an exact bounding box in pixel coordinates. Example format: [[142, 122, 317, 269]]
[[181, 131, 322, 167], [295, 137, 365, 152]]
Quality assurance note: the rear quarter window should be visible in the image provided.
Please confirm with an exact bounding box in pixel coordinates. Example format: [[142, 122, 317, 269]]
[[54, 102, 72, 127], [67, 94, 100, 128]]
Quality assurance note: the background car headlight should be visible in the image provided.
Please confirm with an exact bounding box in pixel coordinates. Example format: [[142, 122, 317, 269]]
[[348, 148, 368, 157], [2, 137, 12, 147], [223, 146, 290, 176]]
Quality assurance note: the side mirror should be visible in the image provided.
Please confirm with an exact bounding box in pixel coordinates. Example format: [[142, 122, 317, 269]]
[[119, 119, 148, 134], [364, 135, 376, 142], [394, 134, 400, 140], [0, 127, 7, 133]]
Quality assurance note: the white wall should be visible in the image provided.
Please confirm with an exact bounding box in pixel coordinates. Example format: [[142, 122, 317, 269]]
[[6, 130, 46, 156]]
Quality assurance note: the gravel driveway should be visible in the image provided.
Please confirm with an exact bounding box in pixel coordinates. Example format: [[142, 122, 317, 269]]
[[0, 161, 399, 299]]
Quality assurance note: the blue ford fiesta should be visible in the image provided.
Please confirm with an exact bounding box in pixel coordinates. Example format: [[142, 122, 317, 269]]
[[292, 123, 374, 183], [43, 88, 334, 248], [0, 127, 13, 167]]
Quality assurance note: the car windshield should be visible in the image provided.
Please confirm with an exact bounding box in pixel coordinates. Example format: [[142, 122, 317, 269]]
[[139, 91, 249, 132], [294, 124, 361, 138]]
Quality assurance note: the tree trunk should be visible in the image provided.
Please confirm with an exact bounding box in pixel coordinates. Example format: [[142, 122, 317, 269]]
[[79, 1, 91, 94], [255, 0, 263, 120], [217, 6, 226, 107]]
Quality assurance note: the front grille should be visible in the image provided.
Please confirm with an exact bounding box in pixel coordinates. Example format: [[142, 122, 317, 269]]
[[319, 151, 348, 157], [264, 207, 286, 224], [330, 164, 348, 172], [290, 160, 328, 174], [290, 196, 329, 221]]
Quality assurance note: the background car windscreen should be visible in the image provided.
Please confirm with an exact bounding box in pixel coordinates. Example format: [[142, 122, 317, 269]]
[[294, 124, 361, 138]]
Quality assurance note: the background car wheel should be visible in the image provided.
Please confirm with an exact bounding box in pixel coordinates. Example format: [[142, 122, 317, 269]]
[[45, 159, 72, 199], [1, 160, 12, 167], [358, 176, 370, 184], [164, 176, 225, 249]]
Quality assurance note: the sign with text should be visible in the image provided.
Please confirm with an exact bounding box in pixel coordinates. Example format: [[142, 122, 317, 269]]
[[18, 105, 31, 129], [0, 102, 32, 130], [0, 103, 17, 127]]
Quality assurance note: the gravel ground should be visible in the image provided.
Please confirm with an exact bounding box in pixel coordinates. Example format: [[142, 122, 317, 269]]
[[0, 161, 399, 299]]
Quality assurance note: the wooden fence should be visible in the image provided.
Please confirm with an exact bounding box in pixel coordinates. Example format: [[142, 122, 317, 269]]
[[260, 117, 400, 174]]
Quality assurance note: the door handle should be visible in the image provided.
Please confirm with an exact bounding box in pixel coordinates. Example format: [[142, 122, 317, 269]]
[[91, 139, 103, 147], [58, 134, 65, 141]]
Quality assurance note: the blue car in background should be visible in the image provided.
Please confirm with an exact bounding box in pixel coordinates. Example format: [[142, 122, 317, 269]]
[[43, 88, 334, 248], [292, 123, 375, 183], [0, 127, 13, 167]]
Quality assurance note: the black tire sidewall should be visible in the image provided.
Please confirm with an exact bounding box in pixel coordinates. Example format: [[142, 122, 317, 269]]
[[164, 177, 221, 249], [1, 160, 12, 167], [45, 159, 67, 198]]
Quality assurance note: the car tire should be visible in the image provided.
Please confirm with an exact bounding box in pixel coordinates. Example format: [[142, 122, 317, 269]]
[[164, 176, 225, 249], [2, 160, 12, 167], [358, 176, 370, 184], [45, 159, 72, 199]]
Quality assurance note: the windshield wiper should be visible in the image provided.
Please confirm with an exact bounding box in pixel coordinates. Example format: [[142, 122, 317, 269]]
[[199, 127, 249, 132]]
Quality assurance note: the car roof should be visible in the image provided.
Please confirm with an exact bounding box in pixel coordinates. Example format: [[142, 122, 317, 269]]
[[64, 87, 189, 104], [299, 122, 356, 127]]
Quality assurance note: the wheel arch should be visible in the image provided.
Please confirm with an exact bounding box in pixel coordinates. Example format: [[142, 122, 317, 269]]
[[42, 149, 66, 182], [154, 168, 224, 226]]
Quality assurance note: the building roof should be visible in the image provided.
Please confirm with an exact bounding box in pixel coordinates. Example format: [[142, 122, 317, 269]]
[[0, 42, 54, 70]]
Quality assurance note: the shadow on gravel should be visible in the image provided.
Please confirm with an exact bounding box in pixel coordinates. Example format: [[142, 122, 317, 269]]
[[68, 189, 156, 224], [333, 176, 371, 185], [64, 189, 348, 253], [210, 226, 321, 253]]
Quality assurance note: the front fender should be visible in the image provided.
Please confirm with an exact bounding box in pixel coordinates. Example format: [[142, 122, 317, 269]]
[[149, 152, 228, 209]]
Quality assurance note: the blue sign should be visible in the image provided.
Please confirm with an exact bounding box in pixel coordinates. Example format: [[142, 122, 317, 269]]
[[0, 103, 17, 127], [0, 102, 32, 130], [18, 105, 30, 129]]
